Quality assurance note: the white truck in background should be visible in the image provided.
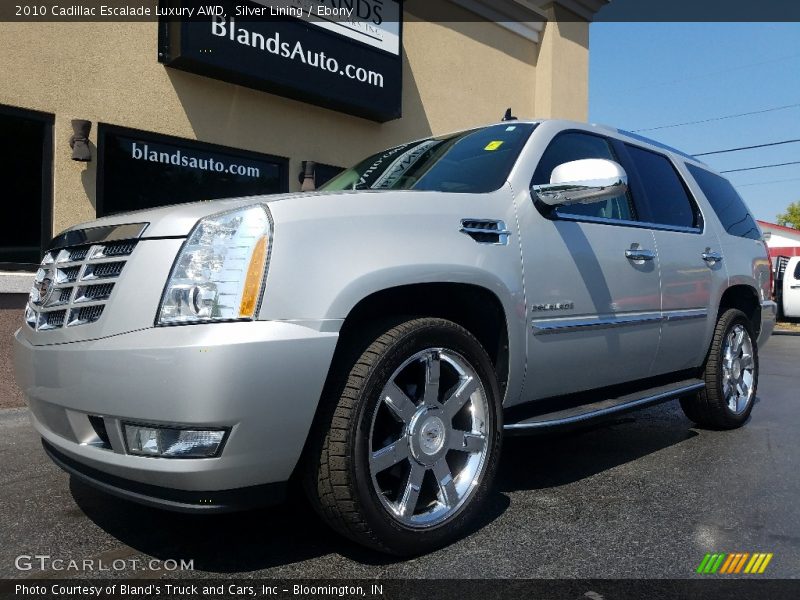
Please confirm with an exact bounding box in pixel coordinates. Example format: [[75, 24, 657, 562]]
[[775, 255, 800, 319]]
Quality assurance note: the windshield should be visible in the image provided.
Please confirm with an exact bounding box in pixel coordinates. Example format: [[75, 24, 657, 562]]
[[321, 123, 537, 194]]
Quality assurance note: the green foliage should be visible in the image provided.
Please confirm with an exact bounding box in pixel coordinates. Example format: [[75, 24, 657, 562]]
[[777, 201, 800, 229]]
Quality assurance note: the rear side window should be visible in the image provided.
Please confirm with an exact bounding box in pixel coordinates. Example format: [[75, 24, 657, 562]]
[[795, 260, 800, 280], [686, 164, 761, 241], [533, 132, 635, 222], [625, 145, 699, 229]]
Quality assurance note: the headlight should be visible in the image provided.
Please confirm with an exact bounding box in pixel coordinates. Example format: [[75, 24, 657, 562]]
[[157, 205, 271, 325]]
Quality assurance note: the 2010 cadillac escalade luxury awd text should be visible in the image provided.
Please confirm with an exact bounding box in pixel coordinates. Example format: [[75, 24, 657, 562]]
[[13, 120, 776, 555]]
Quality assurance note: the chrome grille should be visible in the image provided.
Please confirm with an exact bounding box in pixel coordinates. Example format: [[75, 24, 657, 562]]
[[68, 305, 105, 327], [84, 262, 126, 280], [101, 242, 137, 257], [58, 266, 81, 283], [68, 248, 89, 261], [45, 310, 66, 329], [26, 241, 137, 332], [74, 283, 114, 303]]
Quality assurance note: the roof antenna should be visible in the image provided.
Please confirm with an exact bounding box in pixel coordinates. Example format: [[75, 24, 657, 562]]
[[502, 108, 517, 121]]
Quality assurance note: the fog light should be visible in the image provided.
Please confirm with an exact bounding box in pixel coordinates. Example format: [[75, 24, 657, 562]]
[[123, 424, 226, 458]]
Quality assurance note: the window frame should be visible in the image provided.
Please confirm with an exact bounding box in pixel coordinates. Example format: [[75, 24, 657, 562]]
[[613, 140, 705, 235], [0, 104, 54, 271], [530, 129, 643, 228], [96, 124, 290, 218]]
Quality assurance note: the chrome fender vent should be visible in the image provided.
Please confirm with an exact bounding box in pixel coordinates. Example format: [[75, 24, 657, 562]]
[[460, 219, 511, 245]]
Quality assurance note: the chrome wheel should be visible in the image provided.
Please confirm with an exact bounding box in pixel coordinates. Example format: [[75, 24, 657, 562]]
[[368, 348, 490, 528], [721, 324, 755, 414]]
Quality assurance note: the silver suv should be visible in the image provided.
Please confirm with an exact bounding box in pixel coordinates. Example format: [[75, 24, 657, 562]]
[[13, 120, 776, 555]]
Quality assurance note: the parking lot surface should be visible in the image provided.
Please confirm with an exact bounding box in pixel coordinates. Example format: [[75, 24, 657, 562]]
[[1, 335, 798, 579]]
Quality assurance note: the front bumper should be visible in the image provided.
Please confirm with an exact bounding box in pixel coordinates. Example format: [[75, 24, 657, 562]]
[[13, 321, 339, 510], [759, 300, 777, 347], [42, 440, 286, 513]]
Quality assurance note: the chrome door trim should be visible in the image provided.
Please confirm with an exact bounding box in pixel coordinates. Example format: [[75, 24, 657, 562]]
[[532, 308, 709, 335], [551, 213, 703, 235], [663, 308, 708, 322], [532, 311, 663, 336]]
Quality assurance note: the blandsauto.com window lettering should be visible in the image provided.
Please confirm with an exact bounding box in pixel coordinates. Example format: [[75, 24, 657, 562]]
[[211, 17, 386, 88], [130, 143, 262, 178]]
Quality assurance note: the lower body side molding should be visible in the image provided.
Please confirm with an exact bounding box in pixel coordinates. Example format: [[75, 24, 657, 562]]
[[504, 378, 705, 434]]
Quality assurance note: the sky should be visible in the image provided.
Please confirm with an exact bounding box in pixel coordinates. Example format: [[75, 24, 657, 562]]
[[588, 22, 800, 224]]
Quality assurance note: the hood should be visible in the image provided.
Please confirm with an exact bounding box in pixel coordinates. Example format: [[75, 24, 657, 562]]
[[61, 191, 361, 239], [63, 196, 277, 240]]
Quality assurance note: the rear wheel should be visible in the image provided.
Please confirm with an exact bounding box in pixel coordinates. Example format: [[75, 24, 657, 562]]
[[680, 308, 758, 429], [304, 318, 502, 555]]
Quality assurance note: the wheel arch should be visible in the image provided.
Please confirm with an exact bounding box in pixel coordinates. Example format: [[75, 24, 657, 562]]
[[717, 284, 761, 336], [333, 282, 511, 399]]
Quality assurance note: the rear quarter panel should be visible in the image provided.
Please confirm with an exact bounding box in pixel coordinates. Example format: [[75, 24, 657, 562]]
[[677, 161, 772, 307]]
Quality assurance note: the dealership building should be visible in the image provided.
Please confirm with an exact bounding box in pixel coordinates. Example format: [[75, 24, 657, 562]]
[[0, 0, 608, 404], [759, 220, 800, 259], [0, 2, 610, 405], [0, 0, 607, 285]]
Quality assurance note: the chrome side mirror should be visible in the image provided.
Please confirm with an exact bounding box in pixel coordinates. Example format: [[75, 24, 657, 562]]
[[532, 158, 628, 207]]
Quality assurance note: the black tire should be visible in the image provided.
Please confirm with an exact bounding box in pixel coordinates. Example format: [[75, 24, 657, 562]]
[[680, 308, 758, 429], [303, 317, 503, 556]]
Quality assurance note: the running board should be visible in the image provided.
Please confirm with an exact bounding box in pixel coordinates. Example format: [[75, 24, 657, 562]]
[[504, 378, 705, 434]]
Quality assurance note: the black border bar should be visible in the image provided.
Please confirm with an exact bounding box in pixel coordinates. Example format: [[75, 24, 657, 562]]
[[2, 578, 800, 600], [2, 0, 800, 22]]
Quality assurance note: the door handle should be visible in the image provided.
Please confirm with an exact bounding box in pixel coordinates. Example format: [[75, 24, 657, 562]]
[[625, 248, 655, 262], [702, 251, 723, 264]]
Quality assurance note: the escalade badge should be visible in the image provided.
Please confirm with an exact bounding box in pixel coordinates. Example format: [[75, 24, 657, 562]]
[[531, 302, 574, 312]]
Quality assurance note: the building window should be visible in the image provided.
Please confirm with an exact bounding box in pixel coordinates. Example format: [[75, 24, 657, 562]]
[[0, 105, 53, 269], [97, 125, 289, 216], [299, 161, 345, 189]]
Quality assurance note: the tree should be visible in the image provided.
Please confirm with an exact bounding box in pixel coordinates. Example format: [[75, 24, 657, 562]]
[[777, 201, 800, 229]]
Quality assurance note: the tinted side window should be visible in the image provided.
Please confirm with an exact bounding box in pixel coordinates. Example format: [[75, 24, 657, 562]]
[[686, 164, 761, 241], [795, 260, 800, 280], [533, 132, 634, 221], [625, 145, 699, 229]]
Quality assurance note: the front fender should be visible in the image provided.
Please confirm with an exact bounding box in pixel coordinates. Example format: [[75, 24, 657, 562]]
[[258, 187, 527, 405], [259, 188, 523, 323]]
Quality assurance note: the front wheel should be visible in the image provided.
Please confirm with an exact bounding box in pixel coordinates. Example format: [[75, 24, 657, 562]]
[[304, 318, 502, 555], [680, 308, 758, 429]]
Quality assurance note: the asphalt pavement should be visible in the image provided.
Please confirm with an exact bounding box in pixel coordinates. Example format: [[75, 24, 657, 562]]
[[1, 336, 798, 580]]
